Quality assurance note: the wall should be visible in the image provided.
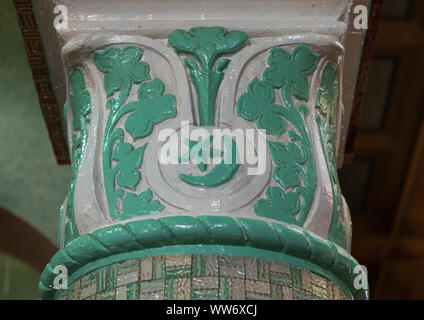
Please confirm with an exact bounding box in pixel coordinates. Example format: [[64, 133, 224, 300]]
[[0, 0, 70, 245]]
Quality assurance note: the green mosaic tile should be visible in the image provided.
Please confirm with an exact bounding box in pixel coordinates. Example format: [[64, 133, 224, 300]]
[[219, 255, 245, 278], [246, 280, 271, 295], [219, 277, 245, 300], [291, 268, 302, 289], [312, 284, 330, 299], [80, 272, 96, 288], [117, 282, 140, 300], [166, 265, 191, 279], [218, 277, 230, 300], [294, 289, 318, 300], [165, 278, 191, 300], [126, 283, 140, 300], [166, 255, 191, 267], [270, 284, 282, 300], [246, 292, 271, 300], [118, 259, 139, 273], [140, 257, 153, 281], [281, 285, 294, 300], [269, 272, 292, 286], [58, 254, 348, 300], [71, 279, 81, 300], [96, 267, 108, 293], [192, 255, 204, 277], [219, 255, 244, 267], [332, 284, 345, 300], [205, 255, 219, 276], [80, 273, 96, 299], [140, 279, 164, 300], [257, 259, 270, 281], [95, 289, 116, 300], [152, 256, 165, 280], [164, 278, 178, 300], [301, 269, 313, 292], [192, 289, 218, 300], [245, 257, 258, 280], [192, 277, 219, 299], [192, 276, 219, 290]]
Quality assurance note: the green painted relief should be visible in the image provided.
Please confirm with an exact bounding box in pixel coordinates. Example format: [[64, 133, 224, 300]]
[[316, 62, 346, 249], [39, 215, 369, 300], [169, 27, 247, 126], [63, 68, 92, 243], [178, 135, 240, 187], [179, 136, 223, 173], [94, 45, 176, 221], [237, 45, 318, 226]]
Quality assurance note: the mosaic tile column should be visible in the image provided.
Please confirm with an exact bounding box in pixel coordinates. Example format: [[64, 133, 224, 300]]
[[34, 0, 370, 300], [56, 254, 349, 300]]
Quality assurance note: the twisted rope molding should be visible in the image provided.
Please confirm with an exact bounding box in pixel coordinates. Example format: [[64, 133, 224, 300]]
[[39, 216, 369, 300]]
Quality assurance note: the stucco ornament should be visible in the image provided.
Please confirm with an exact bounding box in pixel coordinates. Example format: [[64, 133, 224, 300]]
[[94, 46, 177, 221], [237, 45, 318, 226], [169, 27, 247, 125], [40, 12, 366, 299], [61, 68, 92, 243]]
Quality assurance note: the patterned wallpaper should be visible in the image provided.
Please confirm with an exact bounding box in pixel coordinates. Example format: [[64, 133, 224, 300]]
[[0, 0, 70, 244]]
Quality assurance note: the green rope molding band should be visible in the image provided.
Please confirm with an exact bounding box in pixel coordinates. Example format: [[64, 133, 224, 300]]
[[39, 216, 369, 300]]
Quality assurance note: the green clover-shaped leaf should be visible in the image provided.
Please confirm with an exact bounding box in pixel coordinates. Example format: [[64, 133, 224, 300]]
[[169, 26, 247, 71], [113, 142, 146, 190], [268, 141, 305, 165], [237, 78, 286, 136], [124, 78, 177, 140], [254, 186, 300, 225], [121, 189, 164, 217], [267, 141, 305, 188], [263, 45, 319, 100], [94, 45, 150, 97], [273, 165, 300, 188]]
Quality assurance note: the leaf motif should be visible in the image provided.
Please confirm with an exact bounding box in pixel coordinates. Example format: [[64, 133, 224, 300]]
[[168, 26, 247, 70], [114, 143, 146, 190], [94, 46, 120, 73], [316, 62, 345, 247], [94, 45, 150, 98], [268, 141, 305, 165], [112, 142, 133, 161], [124, 78, 177, 140], [69, 68, 92, 130], [237, 78, 285, 136], [254, 187, 300, 225], [121, 189, 164, 217], [267, 141, 304, 188], [263, 45, 319, 100], [273, 165, 300, 188], [236, 45, 318, 227], [65, 67, 93, 242]]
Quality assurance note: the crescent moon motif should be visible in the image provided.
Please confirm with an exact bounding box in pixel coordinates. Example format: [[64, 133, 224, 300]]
[[179, 135, 240, 187]]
